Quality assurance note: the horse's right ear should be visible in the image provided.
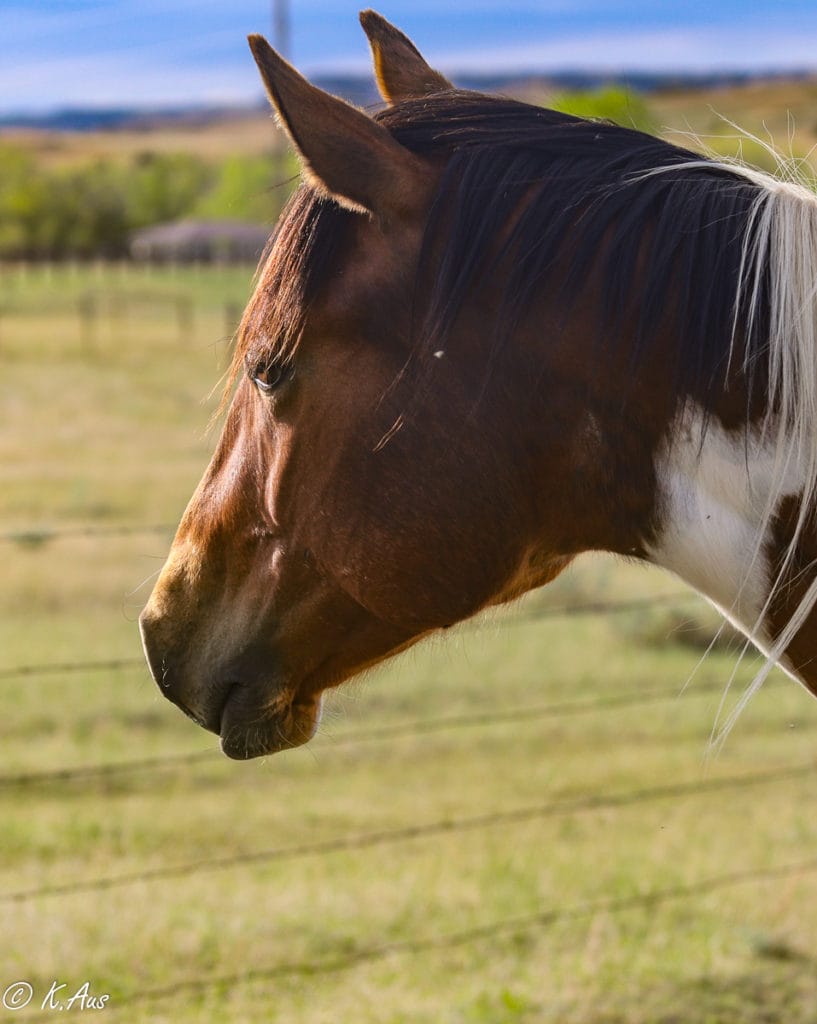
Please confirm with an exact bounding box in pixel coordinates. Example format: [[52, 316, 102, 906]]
[[248, 34, 426, 222], [359, 10, 453, 105]]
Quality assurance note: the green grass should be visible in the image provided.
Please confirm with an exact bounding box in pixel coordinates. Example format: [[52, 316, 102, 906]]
[[3, 265, 817, 1023]]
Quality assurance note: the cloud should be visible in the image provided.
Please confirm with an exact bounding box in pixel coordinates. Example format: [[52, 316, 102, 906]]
[[429, 24, 817, 74], [0, 51, 257, 111], [2, 3, 817, 113]]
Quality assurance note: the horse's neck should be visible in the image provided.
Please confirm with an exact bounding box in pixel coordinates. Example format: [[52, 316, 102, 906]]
[[644, 400, 817, 689], [647, 406, 771, 626]]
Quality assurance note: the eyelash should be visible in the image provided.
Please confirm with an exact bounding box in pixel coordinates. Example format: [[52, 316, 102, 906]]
[[249, 359, 292, 394]]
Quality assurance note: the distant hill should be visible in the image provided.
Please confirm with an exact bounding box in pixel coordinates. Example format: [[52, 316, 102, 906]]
[[0, 103, 269, 133], [4, 72, 817, 183], [2, 69, 814, 132]]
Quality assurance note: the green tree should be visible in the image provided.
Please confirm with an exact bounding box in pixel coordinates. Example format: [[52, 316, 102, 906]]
[[127, 153, 212, 228], [0, 145, 51, 257], [55, 163, 130, 257], [194, 153, 297, 223], [550, 86, 656, 134], [0, 143, 298, 259]]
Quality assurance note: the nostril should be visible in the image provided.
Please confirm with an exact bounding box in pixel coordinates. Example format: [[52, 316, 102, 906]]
[[138, 610, 222, 735]]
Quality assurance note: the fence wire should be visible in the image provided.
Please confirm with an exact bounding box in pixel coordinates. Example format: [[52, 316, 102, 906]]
[[0, 589, 772, 793], [4, 761, 812, 905], [0, 591, 697, 683], [0, 523, 174, 544], [16, 854, 817, 1022], [0, 672, 756, 790]]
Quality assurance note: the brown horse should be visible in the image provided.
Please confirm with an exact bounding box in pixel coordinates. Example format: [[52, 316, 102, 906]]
[[140, 11, 817, 759]]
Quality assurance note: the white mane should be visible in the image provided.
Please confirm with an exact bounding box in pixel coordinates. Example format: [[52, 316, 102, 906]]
[[642, 133, 817, 745]]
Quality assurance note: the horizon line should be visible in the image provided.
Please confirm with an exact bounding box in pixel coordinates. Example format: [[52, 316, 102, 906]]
[[1, 65, 815, 121]]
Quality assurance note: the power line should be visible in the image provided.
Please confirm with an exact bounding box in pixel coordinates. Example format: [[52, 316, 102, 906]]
[[4, 761, 811, 904], [19, 853, 817, 1020]]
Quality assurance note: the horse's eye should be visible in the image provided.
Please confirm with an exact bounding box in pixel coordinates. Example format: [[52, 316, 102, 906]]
[[251, 361, 289, 393]]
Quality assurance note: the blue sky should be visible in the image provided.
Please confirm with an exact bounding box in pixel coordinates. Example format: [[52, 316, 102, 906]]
[[3, 1, 817, 113]]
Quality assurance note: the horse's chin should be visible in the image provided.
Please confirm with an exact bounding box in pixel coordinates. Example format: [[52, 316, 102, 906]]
[[218, 685, 322, 760]]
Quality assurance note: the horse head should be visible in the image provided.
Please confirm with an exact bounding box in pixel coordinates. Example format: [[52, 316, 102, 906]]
[[140, 14, 582, 758]]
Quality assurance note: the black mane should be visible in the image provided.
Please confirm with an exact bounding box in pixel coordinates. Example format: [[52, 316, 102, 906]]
[[252, 91, 768, 408]]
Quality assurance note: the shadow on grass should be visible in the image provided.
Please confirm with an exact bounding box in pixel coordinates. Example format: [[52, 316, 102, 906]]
[[580, 956, 817, 1024]]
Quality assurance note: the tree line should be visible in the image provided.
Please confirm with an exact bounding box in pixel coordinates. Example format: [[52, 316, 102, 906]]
[[0, 146, 296, 260], [0, 89, 654, 261]]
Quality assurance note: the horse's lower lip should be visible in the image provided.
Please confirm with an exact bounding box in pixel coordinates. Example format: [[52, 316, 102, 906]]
[[218, 684, 319, 760]]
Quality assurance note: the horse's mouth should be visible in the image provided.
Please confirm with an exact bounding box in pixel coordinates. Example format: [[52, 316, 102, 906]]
[[218, 683, 321, 760]]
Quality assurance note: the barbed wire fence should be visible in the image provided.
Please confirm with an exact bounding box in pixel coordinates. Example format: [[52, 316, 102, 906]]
[[0, 523, 175, 546], [0, 670, 792, 791], [3, 761, 813, 906], [0, 275, 247, 354], [4, 515, 816, 1015], [0, 586, 711, 791], [18, 855, 817, 1023]]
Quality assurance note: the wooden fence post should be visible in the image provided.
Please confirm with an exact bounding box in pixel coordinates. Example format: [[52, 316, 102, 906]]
[[176, 296, 193, 344], [224, 302, 241, 340], [78, 292, 97, 353]]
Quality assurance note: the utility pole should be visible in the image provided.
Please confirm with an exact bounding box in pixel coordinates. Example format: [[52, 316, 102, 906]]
[[273, 0, 291, 60], [271, 0, 292, 214]]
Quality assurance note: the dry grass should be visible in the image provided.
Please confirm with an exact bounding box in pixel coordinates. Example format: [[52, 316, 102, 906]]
[[2, 263, 817, 1022], [0, 111, 288, 170], [652, 77, 817, 167]]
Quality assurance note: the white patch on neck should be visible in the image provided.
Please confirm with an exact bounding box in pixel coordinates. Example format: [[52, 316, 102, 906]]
[[646, 404, 804, 647]]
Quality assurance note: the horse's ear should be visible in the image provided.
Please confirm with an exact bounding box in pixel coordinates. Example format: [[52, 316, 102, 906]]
[[248, 34, 425, 220], [359, 9, 452, 104]]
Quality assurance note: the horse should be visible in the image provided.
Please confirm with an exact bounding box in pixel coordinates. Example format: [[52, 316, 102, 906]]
[[140, 10, 817, 759]]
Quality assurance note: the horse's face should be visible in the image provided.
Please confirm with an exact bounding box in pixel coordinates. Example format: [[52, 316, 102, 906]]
[[140, 180, 550, 759], [140, 38, 565, 758]]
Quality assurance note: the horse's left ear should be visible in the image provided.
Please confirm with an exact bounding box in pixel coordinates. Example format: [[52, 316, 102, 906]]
[[248, 34, 426, 220], [359, 9, 453, 104]]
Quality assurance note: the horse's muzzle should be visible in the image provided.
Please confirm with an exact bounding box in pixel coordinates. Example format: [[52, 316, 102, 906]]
[[219, 683, 322, 759], [139, 608, 320, 759]]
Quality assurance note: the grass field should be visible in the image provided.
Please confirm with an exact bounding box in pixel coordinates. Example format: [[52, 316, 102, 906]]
[[4, 111, 288, 170], [651, 78, 817, 167], [3, 259, 817, 1021]]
